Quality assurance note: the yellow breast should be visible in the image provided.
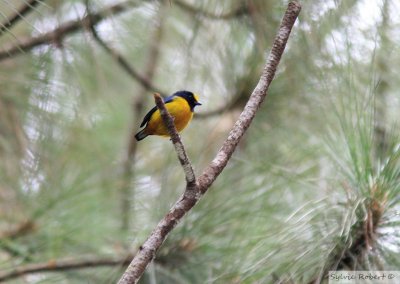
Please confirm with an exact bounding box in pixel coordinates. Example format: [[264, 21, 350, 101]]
[[145, 97, 193, 136]]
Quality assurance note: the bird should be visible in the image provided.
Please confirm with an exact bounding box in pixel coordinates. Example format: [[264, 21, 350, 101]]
[[135, 91, 202, 141]]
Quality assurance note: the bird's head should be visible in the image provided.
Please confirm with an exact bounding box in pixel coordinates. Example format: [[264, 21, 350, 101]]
[[174, 91, 202, 111]]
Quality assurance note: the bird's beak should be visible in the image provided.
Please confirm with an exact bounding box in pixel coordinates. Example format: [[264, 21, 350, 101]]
[[193, 94, 201, 106]]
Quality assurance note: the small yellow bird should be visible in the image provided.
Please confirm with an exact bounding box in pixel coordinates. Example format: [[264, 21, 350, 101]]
[[135, 91, 202, 141]]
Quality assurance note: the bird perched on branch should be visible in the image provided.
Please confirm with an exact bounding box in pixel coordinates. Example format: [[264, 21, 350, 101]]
[[135, 91, 202, 141]]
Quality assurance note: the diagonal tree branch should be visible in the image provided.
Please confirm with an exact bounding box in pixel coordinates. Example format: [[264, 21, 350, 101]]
[[0, 0, 44, 37], [118, 1, 301, 283], [0, 1, 132, 61], [0, 253, 135, 282]]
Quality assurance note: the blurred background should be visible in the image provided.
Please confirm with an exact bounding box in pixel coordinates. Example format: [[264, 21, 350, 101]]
[[0, 0, 400, 283]]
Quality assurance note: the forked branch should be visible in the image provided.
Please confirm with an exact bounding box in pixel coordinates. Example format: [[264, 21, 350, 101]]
[[118, 1, 301, 283]]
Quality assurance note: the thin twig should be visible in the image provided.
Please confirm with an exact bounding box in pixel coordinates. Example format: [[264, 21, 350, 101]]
[[0, 1, 132, 61], [0, 253, 135, 282], [118, 1, 301, 283], [0, 0, 44, 37], [154, 93, 196, 186]]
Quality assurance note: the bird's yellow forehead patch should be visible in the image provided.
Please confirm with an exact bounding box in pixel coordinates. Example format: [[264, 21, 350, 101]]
[[194, 94, 200, 102]]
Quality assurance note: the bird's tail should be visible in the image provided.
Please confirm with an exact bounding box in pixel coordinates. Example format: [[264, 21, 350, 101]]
[[135, 129, 148, 141]]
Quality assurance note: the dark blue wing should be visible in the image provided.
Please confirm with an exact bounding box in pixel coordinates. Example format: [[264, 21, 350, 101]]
[[139, 95, 174, 127]]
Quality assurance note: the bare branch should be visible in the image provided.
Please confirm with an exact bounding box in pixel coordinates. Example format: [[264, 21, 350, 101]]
[[0, 253, 135, 282], [118, 1, 301, 283], [0, 0, 44, 37], [0, 1, 132, 61], [154, 93, 196, 186], [174, 0, 247, 20]]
